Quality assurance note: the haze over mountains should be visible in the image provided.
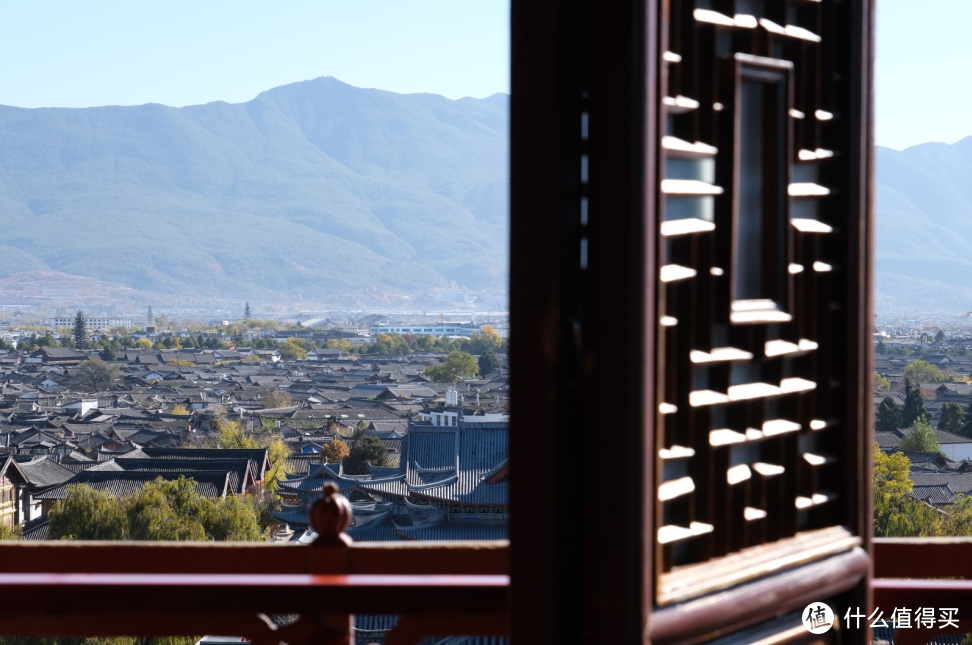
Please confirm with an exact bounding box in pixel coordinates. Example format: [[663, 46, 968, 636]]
[[1, 76, 966, 314], [876, 136, 972, 314], [0, 77, 508, 305]]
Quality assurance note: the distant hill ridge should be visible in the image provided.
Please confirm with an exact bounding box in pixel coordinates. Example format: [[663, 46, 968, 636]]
[[876, 136, 972, 313], [0, 76, 509, 303]]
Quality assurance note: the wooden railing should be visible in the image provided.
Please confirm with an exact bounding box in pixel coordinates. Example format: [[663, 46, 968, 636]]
[[873, 538, 972, 645], [0, 485, 510, 645]]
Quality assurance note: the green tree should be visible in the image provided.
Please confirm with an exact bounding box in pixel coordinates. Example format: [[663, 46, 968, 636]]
[[961, 394, 972, 438], [902, 378, 928, 427], [903, 360, 944, 384], [872, 445, 943, 537], [127, 477, 208, 541], [48, 485, 128, 540], [147, 305, 153, 325], [244, 302, 251, 320], [0, 524, 22, 540], [75, 358, 121, 392], [936, 329, 946, 342], [478, 348, 500, 376], [425, 350, 479, 383], [898, 417, 941, 453], [940, 402, 965, 433], [72, 310, 88, 350], [877, 338, 886, 355], [876, 395, 903, 432], [278, 339, 307, 361], [344, 429, 389, 475], [99, 345, 116, 362]]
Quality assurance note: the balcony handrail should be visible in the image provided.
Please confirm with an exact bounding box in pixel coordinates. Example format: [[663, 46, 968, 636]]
[[0, 484, 510, 644]]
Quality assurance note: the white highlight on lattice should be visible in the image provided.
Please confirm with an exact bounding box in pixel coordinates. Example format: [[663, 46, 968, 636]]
[[658, 476, 696, 501], [791, 218, 834, 233], [727, 464, 753, 485], [657, 521, 714, 544], [661, 218, 716, 236], [744, 507, 768, 521], [660, 264, 698, 282]]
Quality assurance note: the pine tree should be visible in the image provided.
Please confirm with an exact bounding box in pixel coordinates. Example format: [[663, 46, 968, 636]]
[[939, 401, 965, 433], [244, 302, 252, 320], [72, 310, 88, 350], [960, 394, 972, 438], [902, 378, 928, 427], [147, 305, 153, 325], [876, 395, 902, 432]]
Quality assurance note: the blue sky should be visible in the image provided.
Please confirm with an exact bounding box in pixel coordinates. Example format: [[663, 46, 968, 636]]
[[0, 1, 510, 107], [0, 0, 965, 151], [876, 0, 972, 150]]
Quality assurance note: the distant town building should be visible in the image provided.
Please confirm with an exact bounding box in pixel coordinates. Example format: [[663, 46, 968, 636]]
[[370, 323, 480, 337], [49, 316, 132, 329]]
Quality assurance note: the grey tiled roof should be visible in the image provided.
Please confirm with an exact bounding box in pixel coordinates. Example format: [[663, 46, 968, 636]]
[[34, 470, 230, 500]]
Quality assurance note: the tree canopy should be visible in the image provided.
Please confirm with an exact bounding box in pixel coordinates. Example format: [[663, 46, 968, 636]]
[[425, 350, 478, 383], [903, 360, 945, 384], [72, 310, 88, 350], [48, 478, 262, 541], [901, 378, 928, 427], [344, 429, 389, 475], [75, 358, 121, 392], [939, 402, 965, 433], [322, 439, 350, 463], [898, 417, 941, 453], [876, 395, 902, 432], [478, 348, 500, 376]]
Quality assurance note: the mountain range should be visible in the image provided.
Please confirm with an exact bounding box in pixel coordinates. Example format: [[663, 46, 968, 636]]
[[876, 136, 972, 314], [0, 77, 965, 313], [0, 77, 508, 305]]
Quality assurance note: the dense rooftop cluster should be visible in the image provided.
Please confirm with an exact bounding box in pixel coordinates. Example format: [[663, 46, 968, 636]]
[[0, 343, 509, 551]]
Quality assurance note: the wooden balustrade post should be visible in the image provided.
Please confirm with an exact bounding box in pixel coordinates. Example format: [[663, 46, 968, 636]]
[[254, 483, 355, 645]]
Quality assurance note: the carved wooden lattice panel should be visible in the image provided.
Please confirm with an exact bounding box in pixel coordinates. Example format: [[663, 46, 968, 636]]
[[655, 0, 863, 601]]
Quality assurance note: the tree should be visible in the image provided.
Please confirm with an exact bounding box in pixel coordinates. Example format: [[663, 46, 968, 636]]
[[478, 348, 500, 376], [876, 395, 903, 432], [939, 402, 965, 433], [0, 524, 22, 540], [877, 338, 886, 355], [322, 439, 350, 463], [903, 360, 944, 384], [147, 305, 153, 325], [961, 394, 972, 438], [344, 429, 389, 475], [72, 310, 88, 350], [261, 437, 290, 494], [49, 478, 262, 543], [936, 329, 945, 342], [76, 358, 121, 392], [278, 339, 307, 361], [49, 485, 128, 540], [902, 378, 928, 427], [215, 414, 257, 449], [262, 388, 293, 409], [136, 338, 154, 349], [899, 418, 941, 453], [425, 350, 479, 383], [170, 404, 190, 416], [99, 346, 116, 362], [872, 445, 943, 537], [244, 302, 252, 320], [873, 372, 890, 393]]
